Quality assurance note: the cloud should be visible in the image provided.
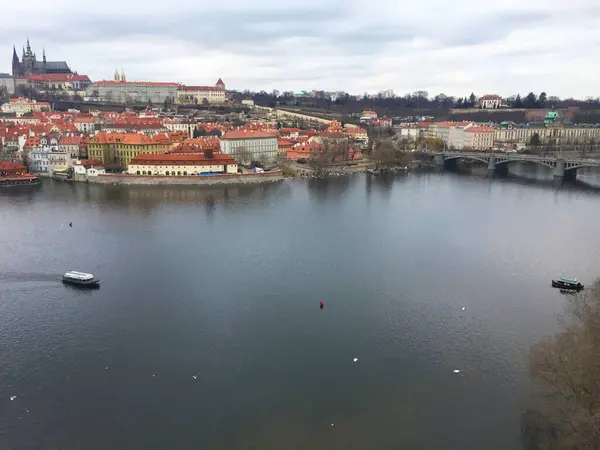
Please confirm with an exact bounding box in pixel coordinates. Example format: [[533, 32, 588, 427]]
[[1, 0, 600, 97]]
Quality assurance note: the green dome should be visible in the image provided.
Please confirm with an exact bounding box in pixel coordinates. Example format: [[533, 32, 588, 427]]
[[545, 111, 559, 121]]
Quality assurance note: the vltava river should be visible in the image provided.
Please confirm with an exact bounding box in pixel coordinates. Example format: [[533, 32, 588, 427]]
[[1, 173, 599, 450]]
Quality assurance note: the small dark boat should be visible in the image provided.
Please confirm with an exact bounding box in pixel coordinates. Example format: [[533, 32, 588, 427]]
[[552, 276, 583, 290], [62, 271, 100, 287]]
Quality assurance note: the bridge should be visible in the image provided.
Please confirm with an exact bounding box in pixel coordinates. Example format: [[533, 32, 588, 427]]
[[432, 152, 600, 179]]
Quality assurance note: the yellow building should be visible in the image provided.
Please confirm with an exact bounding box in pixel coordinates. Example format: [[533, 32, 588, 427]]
[[86, 132, 173, 169], [128, 153, 238, 176]]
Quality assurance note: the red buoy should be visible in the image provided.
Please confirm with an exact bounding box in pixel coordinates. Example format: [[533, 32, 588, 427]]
[[319, 301, 324, 310]]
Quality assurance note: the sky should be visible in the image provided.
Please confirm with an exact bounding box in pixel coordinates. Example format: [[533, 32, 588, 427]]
[[2, 0, 600, 98]]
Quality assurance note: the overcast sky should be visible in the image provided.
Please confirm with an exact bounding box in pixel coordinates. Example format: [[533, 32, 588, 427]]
[[2, 0, 599, 98]]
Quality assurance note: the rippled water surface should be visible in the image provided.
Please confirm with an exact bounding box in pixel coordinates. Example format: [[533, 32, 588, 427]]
[[1, 174, 599, 450]]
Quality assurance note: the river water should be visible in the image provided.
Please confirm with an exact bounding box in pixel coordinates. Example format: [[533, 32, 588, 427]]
[[1, 173, 599, 450]]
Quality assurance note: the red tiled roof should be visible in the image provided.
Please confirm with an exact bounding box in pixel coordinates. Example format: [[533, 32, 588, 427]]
[[216, 78, 224, 85], [88, 132, 172, 146], [180, 86, 225, 91], [466, 126, 494, 132], [24, 137, 41, 148], [73, 117, 95, 123], [59, 135, 82, 145], [130, 152, 236, 166], [105, 122, 166, 130], [172, 137, 220, 153], [221, 130, 278, 140], [0, 161, 27, 171], [28, 74, 91, 82]]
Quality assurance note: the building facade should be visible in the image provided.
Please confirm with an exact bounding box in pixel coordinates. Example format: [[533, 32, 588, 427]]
[[0, 73, 15, 95], [128, 153, 238, 176], [464, 126, 494, 150], [176, 79, 227, 105], [12, 40, 71, 77], [1, 98, 50, 114], [494, 113, 600, 146], [220, 130, 278, 165], [92, 81, 179, 104], [86, 132, 171, 169], [478, 95, 503, 109], [28, 74, 91, 93]]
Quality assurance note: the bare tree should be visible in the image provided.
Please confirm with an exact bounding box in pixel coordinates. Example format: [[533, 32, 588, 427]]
[[371, 139, 396, 171], [234, 146, 252, 166], [523, 280, 600, 449]]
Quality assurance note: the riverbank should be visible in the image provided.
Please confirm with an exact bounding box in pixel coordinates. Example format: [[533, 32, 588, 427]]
[[86, 170, 283, 186]]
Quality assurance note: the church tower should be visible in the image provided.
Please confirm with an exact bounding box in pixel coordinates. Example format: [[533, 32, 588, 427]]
[[121, 69, 126, 82], [114, 69, 120, 82], [12, 45, 22, 77], [21, 39, 36, 75]]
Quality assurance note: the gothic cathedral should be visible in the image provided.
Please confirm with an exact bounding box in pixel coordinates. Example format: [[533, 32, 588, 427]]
[[12, 39, 72, 77]]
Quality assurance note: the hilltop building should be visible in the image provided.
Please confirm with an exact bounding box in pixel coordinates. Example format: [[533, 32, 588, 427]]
[[12, 39, 72, 77]]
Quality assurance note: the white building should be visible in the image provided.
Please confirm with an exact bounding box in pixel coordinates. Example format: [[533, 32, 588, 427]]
[[47, 149, 72, 172], [478, 95, 503, 109], [28, 74, 92, 93], [26, 135, 59, 173], [220, 130, 278, 165], [0, 73, 15, 95], [164, 119, 198, 138], [59, 135, 82, 158], [73, 117, 96, 134], [241, 99, 254, 107], [428, 122, 473, 149], [73, 159, 105, 177], [1, 97, 50, 114], [177, 79, 227, 105]]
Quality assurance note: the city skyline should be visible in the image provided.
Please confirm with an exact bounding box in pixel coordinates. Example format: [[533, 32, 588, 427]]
[[1, 0, 599, 98]]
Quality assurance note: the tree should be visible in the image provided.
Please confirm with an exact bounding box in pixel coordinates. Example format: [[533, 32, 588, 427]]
[[523, 280, 600, 449], [538, 92, 547, 108], [524, 92, 538, 108], [514, 94, 523, 108], [0, 86, 8, 104], [202, 98, 209, 106], [468, 92, 476, 107], [530, 133, 542, 147], [371, 140, 396, 171]]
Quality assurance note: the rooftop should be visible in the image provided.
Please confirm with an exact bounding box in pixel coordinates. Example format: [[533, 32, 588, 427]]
[[221, 130, 278, 140]]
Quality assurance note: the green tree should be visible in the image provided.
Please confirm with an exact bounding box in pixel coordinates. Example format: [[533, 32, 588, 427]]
[[524, 92, 538, 108], [538, 92, 547, 108], [0, 86, 9, 104], [514, 94, 523, 108], [468, 92, 476, 107]]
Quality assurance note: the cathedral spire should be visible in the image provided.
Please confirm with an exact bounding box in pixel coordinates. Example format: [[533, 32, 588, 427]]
[[26, 38, 32, 55], [43, 49, 46, 64], [12, 46, 18, 63]]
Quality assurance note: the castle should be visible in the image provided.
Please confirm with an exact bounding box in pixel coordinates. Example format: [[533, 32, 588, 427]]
[[12, 39, 72, 77]]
